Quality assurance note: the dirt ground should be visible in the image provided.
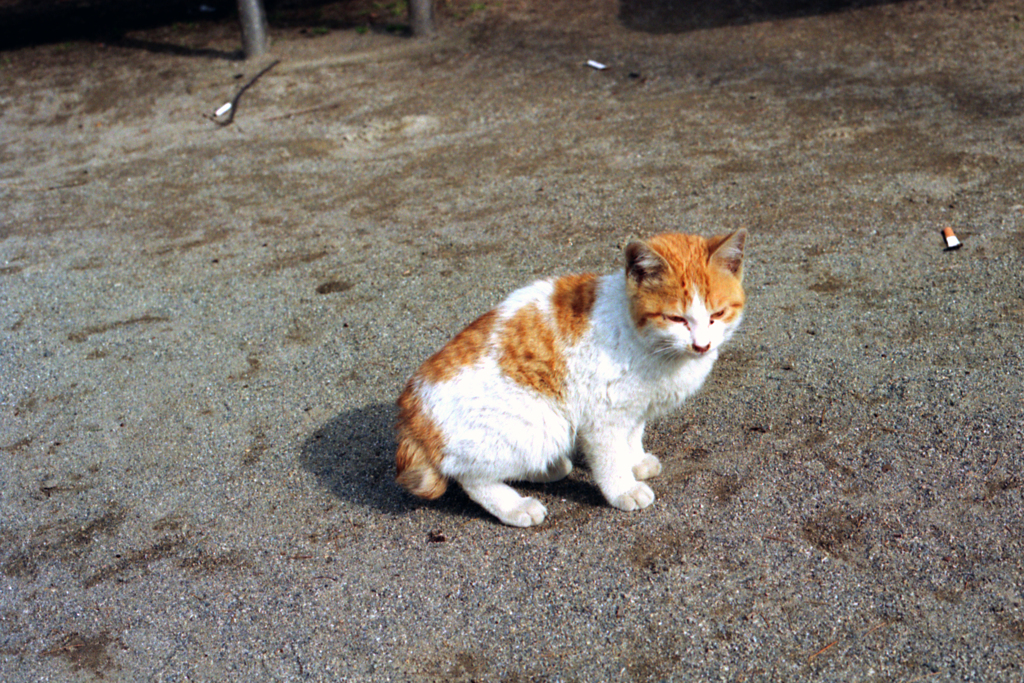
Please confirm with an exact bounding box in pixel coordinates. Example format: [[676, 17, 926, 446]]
[[2, 0, 1024, 680]]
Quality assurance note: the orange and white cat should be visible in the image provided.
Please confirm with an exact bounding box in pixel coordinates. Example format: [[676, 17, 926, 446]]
[[396, 230, 747, 526]]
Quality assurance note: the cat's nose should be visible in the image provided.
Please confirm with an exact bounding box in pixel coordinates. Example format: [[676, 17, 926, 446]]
[[692, 342, 710, 354]]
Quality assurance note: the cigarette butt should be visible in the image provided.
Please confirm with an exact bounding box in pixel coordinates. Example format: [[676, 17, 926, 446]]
[[215, 102, 232, 117], [587, 60, 607, 70], [942, 226, 962, 250]]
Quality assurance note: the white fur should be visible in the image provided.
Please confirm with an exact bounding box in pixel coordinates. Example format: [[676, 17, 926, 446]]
[[417, 273, 740, 527]]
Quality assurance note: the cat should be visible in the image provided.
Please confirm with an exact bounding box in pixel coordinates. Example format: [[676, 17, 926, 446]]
[[395, 230, 746, 527]]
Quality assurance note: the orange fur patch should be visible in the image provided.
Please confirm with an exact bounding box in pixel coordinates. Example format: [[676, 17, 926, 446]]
[[551, 273, 599, 342], [628, 233, 745, 326], [704, 266, 745, 322], [419, 310, 497, 384], [498, 303, 566, 399], [395, 382, 448, 499]]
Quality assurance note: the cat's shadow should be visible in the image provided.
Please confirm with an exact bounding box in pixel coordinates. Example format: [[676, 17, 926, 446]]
[[299, 402, 607, 522]]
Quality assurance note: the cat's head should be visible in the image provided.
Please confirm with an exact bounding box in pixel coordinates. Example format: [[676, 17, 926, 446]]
[[624, 230, 746, 359]]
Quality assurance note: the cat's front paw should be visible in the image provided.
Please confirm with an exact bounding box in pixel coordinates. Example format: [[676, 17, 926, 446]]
[[611, 483, 655, 512], [632, 454, 662, 480], [498, 497, 548, 527]]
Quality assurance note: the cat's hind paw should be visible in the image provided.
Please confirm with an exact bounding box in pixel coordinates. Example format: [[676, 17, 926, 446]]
[[632, 454, 662, 480], [497, 497, 548, 527], [611, 483, 655, 512], [462, 481, 548, 527]]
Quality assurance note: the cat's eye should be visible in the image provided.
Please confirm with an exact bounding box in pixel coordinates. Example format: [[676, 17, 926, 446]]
[[710, 309, 726, 322], [664, 314, 687, 326]]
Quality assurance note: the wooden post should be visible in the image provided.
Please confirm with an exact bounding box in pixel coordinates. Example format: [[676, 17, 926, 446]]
[[238, 0, 270, 58], [408, 0, 436, 38]]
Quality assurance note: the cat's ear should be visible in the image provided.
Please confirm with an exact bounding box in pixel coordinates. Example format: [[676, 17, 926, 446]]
[[708, 229, 746, 280], [625, 240, 669, 286]]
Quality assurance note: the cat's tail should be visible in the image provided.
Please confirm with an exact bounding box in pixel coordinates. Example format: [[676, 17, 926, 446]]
[[395, 384, 448, 500]]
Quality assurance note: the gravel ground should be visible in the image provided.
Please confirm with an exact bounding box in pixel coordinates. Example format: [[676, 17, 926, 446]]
[[2, 0, 1023, 680]]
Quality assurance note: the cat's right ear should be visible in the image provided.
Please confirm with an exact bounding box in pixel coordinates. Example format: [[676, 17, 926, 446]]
[[625, 240, 669, 286]]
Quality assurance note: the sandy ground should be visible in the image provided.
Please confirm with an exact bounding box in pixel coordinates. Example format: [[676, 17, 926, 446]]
[[2, 0, 1024, 680]]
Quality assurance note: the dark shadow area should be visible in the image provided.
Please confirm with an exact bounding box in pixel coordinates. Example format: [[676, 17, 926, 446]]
[[113, 36, 242, 60], [299, 402, 409, 515], [0, 0, 232, 50], [300, 402, 609, 524], [300, 402, 491, 522], [266, 0, 412, 34], [619, 0, 909, 33], [0, 0, 409, 51], [0, 0, 915, 51]]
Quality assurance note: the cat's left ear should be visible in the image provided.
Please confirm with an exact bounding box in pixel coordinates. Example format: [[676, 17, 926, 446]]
[[708, 229, 747, 280]]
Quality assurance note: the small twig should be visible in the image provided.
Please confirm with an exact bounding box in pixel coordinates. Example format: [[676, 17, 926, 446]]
[[265, 101, 345, 122], [212, 59, 281, 127], [863, 620, 890, 635], [40, 635, 84, 657], [807, 639, 838, 662], [763, 534, 794, 544]]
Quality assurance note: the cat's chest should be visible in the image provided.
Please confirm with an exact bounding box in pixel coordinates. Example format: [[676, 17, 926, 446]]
[[641, 358, 713, 410], [580, 347, 716, 415]]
